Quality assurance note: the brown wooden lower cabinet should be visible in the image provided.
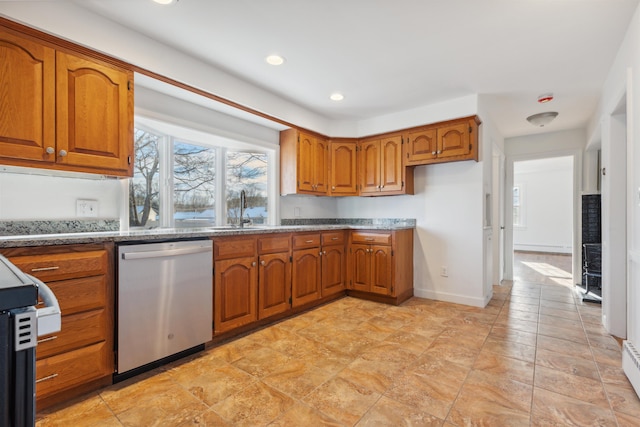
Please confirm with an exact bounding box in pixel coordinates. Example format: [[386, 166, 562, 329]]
[[214, 255, 258, 334], [258, 252, 291, 319], [291, 247, 321, 307], [213, 228, 412, 335], [0, 243, 114, 409], [347, 229, 413, 304]]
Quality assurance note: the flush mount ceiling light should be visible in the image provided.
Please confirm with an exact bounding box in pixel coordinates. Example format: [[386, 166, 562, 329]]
[[152, 0, 176, 4], [330, 93, 344, 101], [526, 111, 558, 127], [265, 55, 285, 66]]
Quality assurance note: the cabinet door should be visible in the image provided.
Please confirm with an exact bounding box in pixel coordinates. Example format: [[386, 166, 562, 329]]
[[359, 140, 380, 194], [314, 137, 329, 194], [297, 132, 316, 192], [406, 129, 437, 164], [438, 122, 470, 158], [0, 30, 55, 163], [370, 245, 393, 295], [258, 252, 291, 319], [56, 51, 133, 175], [291, 248, 321, 307], [349, 244, 370, 292], [321, 244, 346, 297], [330, 141, 358, 195], [380, 136, 403, 193], [214, 256, 257, 334]]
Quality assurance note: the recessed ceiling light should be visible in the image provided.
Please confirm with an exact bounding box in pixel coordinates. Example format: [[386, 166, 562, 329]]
[[330, 93, 344, 101], [152, 0, 175, 4], [265, 55, 285, 66]]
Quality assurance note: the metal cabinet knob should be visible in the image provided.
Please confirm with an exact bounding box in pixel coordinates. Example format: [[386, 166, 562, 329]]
[[45, 147, 55, 154], [261, 260, 266, 266], [252, 261, 257, 267], [58, 149, 68, 157], [437, 150, 442, 154], [332, 186, 336, 190]]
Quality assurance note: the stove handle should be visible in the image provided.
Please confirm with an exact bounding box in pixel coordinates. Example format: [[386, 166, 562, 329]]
[[27, 274, 62, 337]]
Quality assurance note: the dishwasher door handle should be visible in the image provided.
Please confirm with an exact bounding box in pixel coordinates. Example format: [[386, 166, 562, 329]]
[[121, 245, 212, 260]]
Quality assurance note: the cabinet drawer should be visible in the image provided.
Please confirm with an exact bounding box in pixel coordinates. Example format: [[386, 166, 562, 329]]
[[322, 231, 345, 246], [36, 341, 111, 397], [38, 275, 107, 315], [8, 250, 107, 281], [258, 234, 291, 254], [214, 237, 257, 260], [292, 233, 321, 250], [351, 231, 392, 245], [36, 308, 107, 359]]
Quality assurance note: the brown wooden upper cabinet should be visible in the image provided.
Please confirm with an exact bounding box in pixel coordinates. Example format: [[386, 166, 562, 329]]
[[280, 129, 329, 195], [0, 27, 133, 176], [359, 135, 413, 196], [329, 140, 358, 196], [405, 115, 480, 166]]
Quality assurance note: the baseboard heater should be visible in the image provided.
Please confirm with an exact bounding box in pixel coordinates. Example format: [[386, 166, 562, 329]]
[[623, 341, 640, 397]]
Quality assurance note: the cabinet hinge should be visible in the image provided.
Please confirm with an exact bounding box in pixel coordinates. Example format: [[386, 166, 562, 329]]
[[401, 181, 404, 188], [469, 126, 472, 133], [289, 255, 293, 263], [289, 296, 292, 305], [391, 250, 394, 256], [128, 155, 132, 165], [297, 135, 300, 142], [391, 286, 394, 293], [469, 143, 472, 150], [127, 80, 132, 91]]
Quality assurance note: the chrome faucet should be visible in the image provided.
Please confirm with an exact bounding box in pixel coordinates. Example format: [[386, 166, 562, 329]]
[[239, 190, 251, 228]]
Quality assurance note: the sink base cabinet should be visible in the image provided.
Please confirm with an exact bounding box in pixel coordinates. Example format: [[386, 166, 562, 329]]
[[347, 229, 413, 305], [0, 243, 114, 410]]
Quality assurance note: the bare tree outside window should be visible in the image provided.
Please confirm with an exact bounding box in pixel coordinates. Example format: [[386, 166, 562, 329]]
[[129, 129, 160, 227], [173, 142, 216, 226], [226, 152, 268, 225]]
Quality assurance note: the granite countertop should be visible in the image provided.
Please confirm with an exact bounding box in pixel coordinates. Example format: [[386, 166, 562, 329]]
[[0, 219, 416, 248]]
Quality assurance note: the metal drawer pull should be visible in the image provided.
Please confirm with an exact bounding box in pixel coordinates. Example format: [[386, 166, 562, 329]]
[[305, 240, 314, 243], [37, 335, 58, 344], [36, 373, 58, 383], [364, 238, 375, 241], [331, 237, 339, 241], [31, 266, 59, 272]]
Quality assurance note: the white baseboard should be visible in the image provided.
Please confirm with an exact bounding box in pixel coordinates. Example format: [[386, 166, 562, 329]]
[[514, 244, 572, 254], [414, 288, 492, 308]]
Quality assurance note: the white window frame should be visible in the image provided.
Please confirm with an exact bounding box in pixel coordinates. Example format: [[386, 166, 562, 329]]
[[513, 183, 526, 228], [126, 116, 275, 229]]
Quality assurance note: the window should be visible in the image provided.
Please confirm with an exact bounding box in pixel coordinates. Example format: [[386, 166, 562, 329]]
[[513, 185, 524, 227], [129, 128, 160, 228], [129, 123, 271, 228]]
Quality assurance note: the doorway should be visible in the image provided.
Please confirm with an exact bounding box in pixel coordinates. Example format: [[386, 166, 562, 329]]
[[507, 155, 576, 286]]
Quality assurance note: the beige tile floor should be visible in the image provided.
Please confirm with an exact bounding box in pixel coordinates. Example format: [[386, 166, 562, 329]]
[[36, 252, 640, 426]]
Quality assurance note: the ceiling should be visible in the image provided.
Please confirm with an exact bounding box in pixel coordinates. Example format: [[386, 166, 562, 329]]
[[50, 1, 640, 137]]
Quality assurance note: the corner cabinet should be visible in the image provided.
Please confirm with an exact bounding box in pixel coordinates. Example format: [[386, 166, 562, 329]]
[[280, 129, 329, 195], [405, 115, 480, 166], [0, 243, 114, 410], [347, 229, 413, 305], [0, 25, 133, 177]]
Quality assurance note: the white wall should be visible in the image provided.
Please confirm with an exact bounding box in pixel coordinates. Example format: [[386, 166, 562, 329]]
[[336, 161, 487, 307], [588, 3, 640, 340], [0, 168, 124, 221], [513, 157, 573, 254]]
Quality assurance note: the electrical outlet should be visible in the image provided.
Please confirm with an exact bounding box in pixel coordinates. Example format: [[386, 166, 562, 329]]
[[77, 199, 98, 217], [441, 266, 448, 277]]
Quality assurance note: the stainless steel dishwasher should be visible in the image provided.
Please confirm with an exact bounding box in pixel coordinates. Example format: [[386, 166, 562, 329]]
[[115, 239, 212, 381]]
